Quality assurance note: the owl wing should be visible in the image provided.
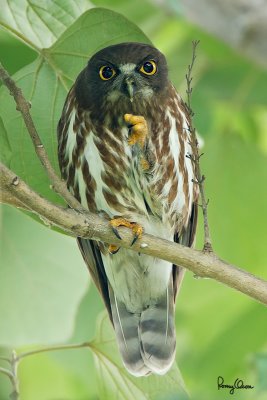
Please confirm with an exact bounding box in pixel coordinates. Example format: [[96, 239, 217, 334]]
[[170, 92, 199, 299], [57, 87, 113, 322], [77, 238, 112, 320], [172, 201, 198, 299]]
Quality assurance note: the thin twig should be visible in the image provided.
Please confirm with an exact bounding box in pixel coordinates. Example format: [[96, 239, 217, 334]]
[[17, 342, 91, 361], [0, 343, 91, 399], [0, 63, 83, 213], [1, 162, 267, 306], [9, 351, 19, 400], [0, 364, 19, 400], [185, 40, 213, 253], [0, 367, 14, 381]]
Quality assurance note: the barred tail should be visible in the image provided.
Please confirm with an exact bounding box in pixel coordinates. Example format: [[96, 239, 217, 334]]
[[139, 278, 176, 374], [109, 278, 176, 377]]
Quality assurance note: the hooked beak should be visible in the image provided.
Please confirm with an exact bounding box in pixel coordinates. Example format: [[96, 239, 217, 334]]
[[124, 76, 136, 103]]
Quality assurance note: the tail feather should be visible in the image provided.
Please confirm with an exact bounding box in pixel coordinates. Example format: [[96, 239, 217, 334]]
[[109, 278, 176, 377], [108, 284, 151, 377], [139, 278, 176, 375]]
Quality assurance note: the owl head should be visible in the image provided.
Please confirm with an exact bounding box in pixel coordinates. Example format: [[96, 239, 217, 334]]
[[75, 42, 169, 116]]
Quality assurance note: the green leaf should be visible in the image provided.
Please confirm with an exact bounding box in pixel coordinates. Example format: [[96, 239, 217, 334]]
[[91, 312, 189, 400], [0, 7, 150, 210], [0, 0, 94, 50], [0, 205, 89, 345], [0, 116, 12, 165]]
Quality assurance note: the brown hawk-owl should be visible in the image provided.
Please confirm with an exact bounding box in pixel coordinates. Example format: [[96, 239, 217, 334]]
[[58, 42, 198, 377]]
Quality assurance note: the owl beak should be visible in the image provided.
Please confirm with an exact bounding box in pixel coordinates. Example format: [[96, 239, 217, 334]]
[[124, 76, 136, 103]]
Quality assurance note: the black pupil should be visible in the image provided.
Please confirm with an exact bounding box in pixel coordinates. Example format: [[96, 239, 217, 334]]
[[102, 66, 113, 79], [143, 62, 154, 73]]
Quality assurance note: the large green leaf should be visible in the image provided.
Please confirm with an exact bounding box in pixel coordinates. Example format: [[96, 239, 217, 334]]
[[0, 205, 89, 345], [0, 7, 150, 208], [0, 0, 93, 49], [91, 312, 189, 400]]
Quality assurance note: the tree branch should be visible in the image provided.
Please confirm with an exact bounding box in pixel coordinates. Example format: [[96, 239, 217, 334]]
[[0, 63, 83, 212], [1, 53, 267, 311], [1, 161, 267, 306]]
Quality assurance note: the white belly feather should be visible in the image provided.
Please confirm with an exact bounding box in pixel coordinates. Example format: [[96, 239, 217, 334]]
[[68, 108, 192, 313]]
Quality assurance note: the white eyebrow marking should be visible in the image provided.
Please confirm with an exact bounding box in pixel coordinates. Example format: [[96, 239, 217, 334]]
[[119, 63, 136, 74]]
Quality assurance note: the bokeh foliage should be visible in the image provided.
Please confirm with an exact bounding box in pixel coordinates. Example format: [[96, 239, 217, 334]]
[[1, 1, 267, 399]]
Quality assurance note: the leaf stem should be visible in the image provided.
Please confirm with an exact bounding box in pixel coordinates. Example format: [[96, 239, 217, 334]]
[[0, 366, 14, 381], [0, 343, 92, 399], [17, 342, 91, 361], [0, 353, 19, 400]]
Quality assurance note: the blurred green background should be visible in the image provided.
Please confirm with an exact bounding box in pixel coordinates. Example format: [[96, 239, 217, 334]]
[[1, 1, 267, 399]]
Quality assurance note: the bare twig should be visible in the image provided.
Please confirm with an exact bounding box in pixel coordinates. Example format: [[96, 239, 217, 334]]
[[0, 361, 19, 400], [0, 343, 92, 399], [185, 40, 213, 252], [9, 351, 19, 400], [17, 342, 91, 361], [0, 367, 14, 381], [1, 161, 267, 306], [0, 63, 83, 213]]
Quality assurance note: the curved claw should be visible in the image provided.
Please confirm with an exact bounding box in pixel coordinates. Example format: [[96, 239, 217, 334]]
[[109, 217, 143, 248], [131, 234, 139, 246], [131, 223, 143, 246], [108, 244, 120, 255], [111, 226, 122, 240]]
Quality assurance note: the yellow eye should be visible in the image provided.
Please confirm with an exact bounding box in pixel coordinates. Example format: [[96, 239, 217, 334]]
[[140, 60, 157, 75], [99, 65, 116, 81]]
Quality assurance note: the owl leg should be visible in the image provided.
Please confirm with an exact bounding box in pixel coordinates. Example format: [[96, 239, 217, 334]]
[[108, 217, 143, 254]]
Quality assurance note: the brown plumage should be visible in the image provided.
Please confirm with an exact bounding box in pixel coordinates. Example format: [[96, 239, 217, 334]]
[[58, 42, 198, 376]]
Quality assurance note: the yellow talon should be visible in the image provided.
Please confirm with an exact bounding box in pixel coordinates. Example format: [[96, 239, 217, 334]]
[[108, 244, 120, 254], [124, 114, 148, 148], [110, 217, 143, 246]]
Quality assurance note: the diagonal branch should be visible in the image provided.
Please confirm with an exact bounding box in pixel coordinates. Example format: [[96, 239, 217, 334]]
[[1, 161, 267, 306], [1, 54, 267, 310], [0, 62, 83, 212]]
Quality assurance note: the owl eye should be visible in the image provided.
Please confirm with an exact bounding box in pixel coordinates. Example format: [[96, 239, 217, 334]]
[[139, 60, 157, 76], [99, 65, 116, 81]]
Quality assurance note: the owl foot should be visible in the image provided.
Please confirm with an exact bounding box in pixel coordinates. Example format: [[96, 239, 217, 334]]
[[124, 114, 148, 148], [108, 244, 120, 255], [109, 217, 143, 247]]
